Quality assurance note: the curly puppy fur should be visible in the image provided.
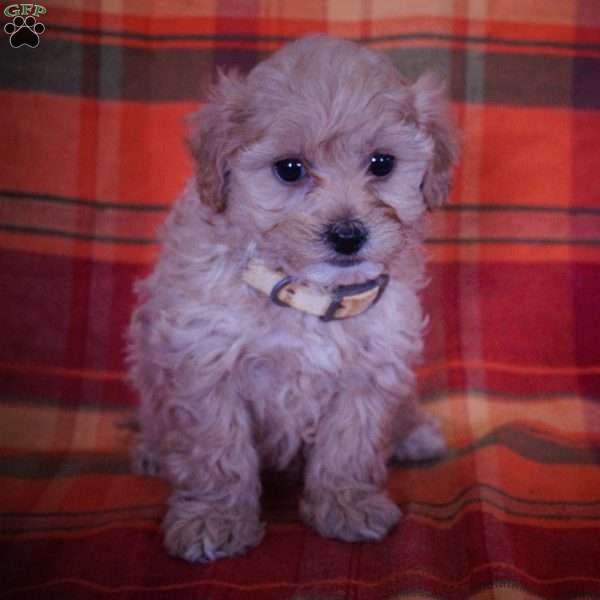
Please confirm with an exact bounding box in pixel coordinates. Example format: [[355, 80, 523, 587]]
[[127, 34, 458, 563]]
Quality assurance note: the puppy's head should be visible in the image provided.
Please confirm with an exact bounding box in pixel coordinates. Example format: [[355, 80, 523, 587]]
[[189, 35, 458, 285]]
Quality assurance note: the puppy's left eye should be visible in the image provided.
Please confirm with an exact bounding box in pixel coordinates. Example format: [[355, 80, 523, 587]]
[[273, 158, 306, 183], [368, 153, 395, 177]]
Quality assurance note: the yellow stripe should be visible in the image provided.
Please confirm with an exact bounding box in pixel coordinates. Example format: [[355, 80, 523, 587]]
[[45, 0, 579, 24], [0, 403, 130, 453], [1, 392, 596, 453], [468, 588, 544, 600], [423, 393, 592, 444]]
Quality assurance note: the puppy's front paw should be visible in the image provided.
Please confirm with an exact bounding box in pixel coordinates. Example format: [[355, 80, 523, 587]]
[[393, 420, 447, 462], [301, 489, 401, 542], [163, 498, 265, 563]]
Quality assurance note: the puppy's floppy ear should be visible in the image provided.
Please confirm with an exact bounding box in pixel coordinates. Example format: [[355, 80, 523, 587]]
[[187, 69, 247, 212], [412, 72, 459, 209]]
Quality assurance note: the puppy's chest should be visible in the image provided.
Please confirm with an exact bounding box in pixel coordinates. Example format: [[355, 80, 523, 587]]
[[237, 338, 338, 465], [237, 331, 340, 412], [243, 320, 363, 382]]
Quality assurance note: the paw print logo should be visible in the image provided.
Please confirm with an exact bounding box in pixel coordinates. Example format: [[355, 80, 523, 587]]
[[4, 15, 45, 48]]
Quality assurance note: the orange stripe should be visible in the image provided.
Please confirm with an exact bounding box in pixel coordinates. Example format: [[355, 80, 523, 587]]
[[0, 92, 195, 207], [478, 106, 572, 209], [0, 90, 580, 210], [391, 446, 600, 505], [4, 93, 597, 264]]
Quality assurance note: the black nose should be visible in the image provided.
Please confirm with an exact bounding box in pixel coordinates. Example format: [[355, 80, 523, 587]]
[[325, 220, 368, 255]]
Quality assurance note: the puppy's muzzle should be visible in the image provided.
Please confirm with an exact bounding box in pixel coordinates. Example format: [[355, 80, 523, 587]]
[[325, 220, 368, 256]]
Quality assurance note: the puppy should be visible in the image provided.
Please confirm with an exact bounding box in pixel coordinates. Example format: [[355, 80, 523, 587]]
[[127, 34, 458, 562]]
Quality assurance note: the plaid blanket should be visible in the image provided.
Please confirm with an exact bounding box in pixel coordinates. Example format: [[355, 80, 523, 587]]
[[1, 1, 600, 598]]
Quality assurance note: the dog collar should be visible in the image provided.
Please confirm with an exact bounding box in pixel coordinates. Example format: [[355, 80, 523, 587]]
[[242, 259, 389, 321]]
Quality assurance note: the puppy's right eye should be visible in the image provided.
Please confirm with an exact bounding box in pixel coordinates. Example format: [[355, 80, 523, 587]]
[[273, 158, 306, 183]]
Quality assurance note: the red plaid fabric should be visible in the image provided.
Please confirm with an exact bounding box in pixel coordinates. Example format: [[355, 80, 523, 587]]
[[1, 1, 600, 598]]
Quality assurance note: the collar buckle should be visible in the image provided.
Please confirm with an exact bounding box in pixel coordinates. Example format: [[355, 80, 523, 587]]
[[269, 273, 389, 321], [320, 274, 389, 321]]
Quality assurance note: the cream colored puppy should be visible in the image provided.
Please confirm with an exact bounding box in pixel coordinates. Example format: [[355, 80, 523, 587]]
[[128, 34, 458, 562]]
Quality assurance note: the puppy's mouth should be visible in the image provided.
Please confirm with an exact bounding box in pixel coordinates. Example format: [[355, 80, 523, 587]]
[[301, 258, 382, 286], [326, 257, 364, 268]]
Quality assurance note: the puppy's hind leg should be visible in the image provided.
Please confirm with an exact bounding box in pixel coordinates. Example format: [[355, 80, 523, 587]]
[[123, 403, 163, 477], [392, 397, 446, 462], [131, 432, 162, 477]]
